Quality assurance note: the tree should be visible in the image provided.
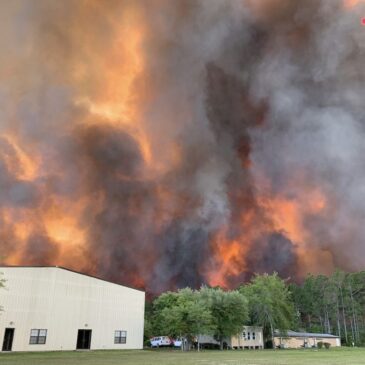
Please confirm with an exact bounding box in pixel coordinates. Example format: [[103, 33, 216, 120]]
[[200, 287, 248, 350], [242, 273, 294, 348], [151, 291, 179, 336], [0, 272, 5, 313], [290, 270, 365, 346], [151, 288, 214, 350], [143, 301, 154, 344]]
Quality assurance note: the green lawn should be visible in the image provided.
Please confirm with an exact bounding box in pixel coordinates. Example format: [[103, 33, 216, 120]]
[[0, 348, 364, 365]]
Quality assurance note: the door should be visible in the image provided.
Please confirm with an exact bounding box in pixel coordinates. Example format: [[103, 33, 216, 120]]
[[2, 328, 15, 351], [76, 329, 92, 350]]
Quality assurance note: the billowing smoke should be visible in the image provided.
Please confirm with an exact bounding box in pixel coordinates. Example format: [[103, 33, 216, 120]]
[[0, 0, 364, 293]]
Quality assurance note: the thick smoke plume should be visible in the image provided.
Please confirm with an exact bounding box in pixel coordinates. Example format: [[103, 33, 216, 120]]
[[0, 0, 364, 293]]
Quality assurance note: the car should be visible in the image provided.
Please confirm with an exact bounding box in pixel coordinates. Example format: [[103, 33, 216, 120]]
[[173, 337, 183, 347], [150, 336, 173, 348]]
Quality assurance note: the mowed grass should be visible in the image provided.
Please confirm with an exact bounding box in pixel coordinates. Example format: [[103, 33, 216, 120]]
[[0, 348, 364, 365]]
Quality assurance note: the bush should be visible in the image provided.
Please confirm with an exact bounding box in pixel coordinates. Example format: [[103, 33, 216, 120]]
[[324, 342, 331, 349], [317, 341, 323, 349]]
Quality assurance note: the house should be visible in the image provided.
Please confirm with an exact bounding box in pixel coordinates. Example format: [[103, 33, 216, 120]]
[[230, 325, 264, 349], [197, 326, 264, 349], [274, 330, 341, 348], [0, 266, 145, 352]]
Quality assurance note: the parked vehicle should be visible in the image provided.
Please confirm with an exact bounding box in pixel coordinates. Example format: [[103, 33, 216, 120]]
[[150, 336, 173, 348], [172, 337, 183, 347]]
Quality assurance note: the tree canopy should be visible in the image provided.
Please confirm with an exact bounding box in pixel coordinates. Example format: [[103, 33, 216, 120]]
[[151, 288, 214, 349], [240, 273, 294, 347], [149, 287, 248, 350], [290, 270, 365, 346], [146, 270, 365, 349], [200, 287, 248, 349]]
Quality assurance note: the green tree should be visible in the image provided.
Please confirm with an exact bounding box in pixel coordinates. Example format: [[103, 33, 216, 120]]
[[200, 287, 248, 350], [143, 301, 154, 344], [291, 270, 365, 346], [290, 275, 330, 333], [242, 273, 294, 348], [151, 291, 179, 336], [0, 272, 5, 313], [152, 288, 214, 350]]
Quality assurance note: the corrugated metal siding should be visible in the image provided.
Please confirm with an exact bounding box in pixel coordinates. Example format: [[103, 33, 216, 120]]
[[0, 267, 145, 351]]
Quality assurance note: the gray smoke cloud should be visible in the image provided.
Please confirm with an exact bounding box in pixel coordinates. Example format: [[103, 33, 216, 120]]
[[0, 0, 364, 293]]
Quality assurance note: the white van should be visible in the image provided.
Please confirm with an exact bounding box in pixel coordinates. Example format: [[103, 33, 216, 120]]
[[173, 337, 183, 347], [150, 336, 173, 348]]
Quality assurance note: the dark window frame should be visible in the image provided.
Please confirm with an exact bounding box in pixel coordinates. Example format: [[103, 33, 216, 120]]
[[114, 330, 127, 344], [29, 329, 47, 345]]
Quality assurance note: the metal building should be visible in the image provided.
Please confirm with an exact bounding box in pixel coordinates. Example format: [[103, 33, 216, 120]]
[[0, 266, 145, 352]]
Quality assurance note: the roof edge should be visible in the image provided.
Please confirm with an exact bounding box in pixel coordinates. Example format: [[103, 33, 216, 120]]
[[0, 265, 145, 294], [274, 330, 340, 338]]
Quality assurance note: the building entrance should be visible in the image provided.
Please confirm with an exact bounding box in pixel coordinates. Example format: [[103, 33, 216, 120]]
[[2, 328, 15, 351], [76, 329, 92, 350]]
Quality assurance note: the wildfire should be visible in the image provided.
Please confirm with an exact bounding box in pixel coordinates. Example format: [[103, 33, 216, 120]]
[[344, 0, 365, 8], [0, 0, 363, 293], [0, 134, 39, 181], [75, 7, 152, 166], [208, 232, 246, 288], [263, 188, 333, 277]]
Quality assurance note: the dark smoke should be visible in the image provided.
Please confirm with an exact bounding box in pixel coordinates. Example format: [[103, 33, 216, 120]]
[[0, 0, 364, 293], [22, 233, 59, 266], [247, 233, 298, 279]]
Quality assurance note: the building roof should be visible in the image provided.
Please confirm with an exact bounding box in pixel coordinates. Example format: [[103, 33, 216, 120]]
[[0, 265, 145, 293], [274, 330, 340, 339]]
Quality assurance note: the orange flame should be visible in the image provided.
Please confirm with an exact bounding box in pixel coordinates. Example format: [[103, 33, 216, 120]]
[[0, 134, 39, 181], [0, 2, 149, 278], [344, 0, 365, 8], [206, 176, 332, 286], [0, 0, 356, 291], [207, 233, 246, 288]]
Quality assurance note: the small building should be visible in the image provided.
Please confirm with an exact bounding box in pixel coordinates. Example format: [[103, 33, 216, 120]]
[[230, 326, 264, 349], [197, 334, 221, 349], [274, 330, 341, 348], [197, 326, 264, 349], [0, 266, 145, 352]]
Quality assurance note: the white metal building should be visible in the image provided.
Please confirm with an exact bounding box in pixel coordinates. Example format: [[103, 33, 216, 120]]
[[0, 266, 145, 352]]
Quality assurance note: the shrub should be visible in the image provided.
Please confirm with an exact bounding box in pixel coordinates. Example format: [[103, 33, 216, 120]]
[[324, 342, 331, 349], [317, 341, 323, 349]]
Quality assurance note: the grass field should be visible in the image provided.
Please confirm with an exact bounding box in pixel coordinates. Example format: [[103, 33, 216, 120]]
[[0, 348, 364, 365]]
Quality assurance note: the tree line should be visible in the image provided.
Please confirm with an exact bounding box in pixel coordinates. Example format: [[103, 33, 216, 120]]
[[145, 273, 293, 349], [290, 270, 365, 346], [145, 271, 365, 349]]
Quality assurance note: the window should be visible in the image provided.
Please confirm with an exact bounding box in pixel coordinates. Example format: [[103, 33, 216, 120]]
[[29, 329, 47, 344], [252, 332, 256, 340], [242, 331, 246, 339], [247, 332, 251, 340], [115, 330, 127, 344]]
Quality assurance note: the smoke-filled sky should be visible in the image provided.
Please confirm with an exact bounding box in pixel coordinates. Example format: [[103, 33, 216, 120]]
[[0, 0, 364, 293]]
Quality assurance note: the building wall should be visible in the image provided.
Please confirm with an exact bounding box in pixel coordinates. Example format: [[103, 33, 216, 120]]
[[274, 336, 341, 348], [230, 326, 264, 349], [197, 326, 263, 349], [0, 267, 145, 351]]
